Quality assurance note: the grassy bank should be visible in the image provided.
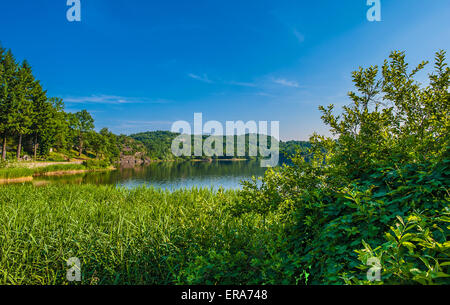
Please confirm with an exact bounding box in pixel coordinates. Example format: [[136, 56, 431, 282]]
[[0, 185, 285, 285], [0, 161, 113, 182]]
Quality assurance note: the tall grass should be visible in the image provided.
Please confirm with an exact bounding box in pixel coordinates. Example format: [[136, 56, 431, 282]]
[[33, 164, 86, 175], [0, 163, 111, 180], [0, 168, 35, 179], [0, 185, 280, 285]]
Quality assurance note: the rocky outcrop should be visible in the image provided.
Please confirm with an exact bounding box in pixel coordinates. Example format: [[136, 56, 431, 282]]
[[119, 152, 152, 167]]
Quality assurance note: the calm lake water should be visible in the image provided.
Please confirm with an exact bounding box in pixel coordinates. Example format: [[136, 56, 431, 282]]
[[33, 161, 267, 190]]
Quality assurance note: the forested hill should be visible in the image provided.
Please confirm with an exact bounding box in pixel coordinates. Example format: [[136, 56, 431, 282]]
[[129, 131, 179, 160], [129, 131, 310, 162]]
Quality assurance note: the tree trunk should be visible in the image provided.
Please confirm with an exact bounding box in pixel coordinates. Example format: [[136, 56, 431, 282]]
[[17, 133, 22, 161], [79, 135, 83, 157], [1, 134, 6, 161], [33, 134, 38, 161]]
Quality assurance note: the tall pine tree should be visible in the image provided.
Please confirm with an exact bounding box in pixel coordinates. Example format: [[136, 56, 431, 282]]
[[12, 61, 35, 160], [0, 50, 19, 161]]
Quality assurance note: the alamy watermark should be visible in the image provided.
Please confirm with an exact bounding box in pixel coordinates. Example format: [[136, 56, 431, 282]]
[[366, 0, 382, 22], [65, 1, 381, 23], [67, 0, 81, 22], [366, 257, 382, 282], [66, 257, 81, 282], [171, 113, 279, 167]]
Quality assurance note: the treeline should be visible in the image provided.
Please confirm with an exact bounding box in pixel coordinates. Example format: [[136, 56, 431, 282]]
[[0, 45, 121, 162], [130, 131, 310, 162]]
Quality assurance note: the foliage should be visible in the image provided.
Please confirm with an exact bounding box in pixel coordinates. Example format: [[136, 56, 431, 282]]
[[238, 50, 450, 285], [343, 209, 449, 285], [131, 131, 307, 162], [82, 159, 111, 169]]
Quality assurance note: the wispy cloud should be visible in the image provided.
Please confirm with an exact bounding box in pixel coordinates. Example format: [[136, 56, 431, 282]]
[[272, 78, 300, 88], [119, 120, 173, 127], [293, 29, 305, 43], [63, 95, 171, 105], [226, 81, 257, 87], [255, 92, 275, 97], [187, 73, 213, 83]]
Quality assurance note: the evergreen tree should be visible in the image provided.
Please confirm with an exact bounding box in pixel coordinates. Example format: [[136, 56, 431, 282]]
[[12, 61, 35, 160], [0, 44, 6, 160], [30, 80, 50, 159], [0, 50, 19, 160]]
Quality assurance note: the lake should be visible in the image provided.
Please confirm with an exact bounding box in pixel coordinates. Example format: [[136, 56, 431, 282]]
[[32, 161, 267, 190]]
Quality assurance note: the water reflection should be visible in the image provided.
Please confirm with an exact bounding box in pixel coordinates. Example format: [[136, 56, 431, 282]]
[[32, 161, 267, 190]]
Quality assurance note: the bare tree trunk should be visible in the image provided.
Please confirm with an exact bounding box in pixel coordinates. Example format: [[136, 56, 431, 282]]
[[17, 133, 22, 161], [1, 134, 6, 161], [33, 134, 38, 161], [79, 135, 83, 157]]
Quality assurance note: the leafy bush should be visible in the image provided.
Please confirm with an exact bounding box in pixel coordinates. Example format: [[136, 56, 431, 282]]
[[344, 209, 449, 285], [82, 159, 110, 169], [46, 152, 69, 162], [238, 50, 450, 285]]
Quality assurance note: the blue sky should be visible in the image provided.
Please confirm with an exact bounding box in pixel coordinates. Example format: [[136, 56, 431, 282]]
[[1, 0, 449, 140]]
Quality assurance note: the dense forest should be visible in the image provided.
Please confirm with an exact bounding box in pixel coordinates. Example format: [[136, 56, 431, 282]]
[[130, 131, 311, 162]]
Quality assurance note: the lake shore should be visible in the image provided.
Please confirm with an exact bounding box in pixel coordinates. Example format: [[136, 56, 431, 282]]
[[0, 162, 116, 185]]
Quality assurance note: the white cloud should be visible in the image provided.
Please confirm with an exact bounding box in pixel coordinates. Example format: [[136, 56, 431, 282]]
[[118, 120, 173, 128], [226, 81, 257, 87], [187, 73, 213, 83], [255, 92, 275, 97], [63, 95, 170, 105], [272, 78, 300, 88], [293, 29, 305, 43]]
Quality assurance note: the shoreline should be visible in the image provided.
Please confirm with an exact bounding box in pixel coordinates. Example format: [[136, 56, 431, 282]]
[[0, 166, 116, 185], [0, 158, 253, 185], [0, 176, 34, 185]]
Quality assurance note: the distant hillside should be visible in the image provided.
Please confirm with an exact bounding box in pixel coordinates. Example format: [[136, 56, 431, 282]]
[[129, 131, 180, 160], [129, 131, 311, 163]]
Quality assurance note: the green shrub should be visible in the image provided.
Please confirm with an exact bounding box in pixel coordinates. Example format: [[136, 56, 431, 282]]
[[344, 209, 449, 285], [82, 159, 110, 169], [237, 50, 450, 285], [45, 152, 69, 162]]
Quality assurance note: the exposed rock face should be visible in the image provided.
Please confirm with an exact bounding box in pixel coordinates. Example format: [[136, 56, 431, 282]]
[[119, 153, 152, 167]]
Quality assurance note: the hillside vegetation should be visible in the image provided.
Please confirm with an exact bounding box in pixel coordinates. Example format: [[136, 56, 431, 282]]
[[130, 131, 310, 162]]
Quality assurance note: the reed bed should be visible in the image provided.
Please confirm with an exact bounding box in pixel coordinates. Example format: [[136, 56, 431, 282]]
[[0, 185, 276, 285], [0, 163, 110, 181]]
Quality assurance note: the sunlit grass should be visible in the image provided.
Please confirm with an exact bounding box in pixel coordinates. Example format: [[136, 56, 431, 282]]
[[0, 168, 35, 179], [0, 163, 110, 180], [0, 184, 272, 285]]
